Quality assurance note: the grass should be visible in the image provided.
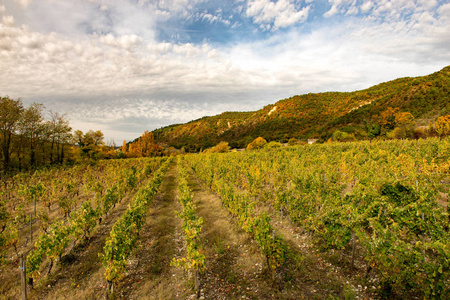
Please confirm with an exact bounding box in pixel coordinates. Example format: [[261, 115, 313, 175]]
[[214, 237, 225, 255]]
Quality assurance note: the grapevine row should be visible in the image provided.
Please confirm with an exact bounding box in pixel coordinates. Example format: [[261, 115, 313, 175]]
[[185, 155, 288, 285], [100, 157, 172, 297], [186, 138, 450, 298], [171, 157, 205, 296], [1, 158, 158, 262], [25, 158, 166, 283]]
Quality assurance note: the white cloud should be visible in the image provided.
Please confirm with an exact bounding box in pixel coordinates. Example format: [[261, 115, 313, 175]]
[[15, 0, 33, 8], [361, 1, 373, 13], [325, 0, 363, 17], [246, 0, 310, 30], [324, 5, 339, 17], [325, 0, 440, 19], [98, 33, 143, 50], [148, 42, 173, 54], [438, 3, 450, 18], [0, 20, 245, 101], [346, 4, 359, 15], [0, 0, 449, 142], [149, 0, 208, 16], [2, 15, 15, 26], [199, 12, 231, 26], [417, 0, 438, 10]]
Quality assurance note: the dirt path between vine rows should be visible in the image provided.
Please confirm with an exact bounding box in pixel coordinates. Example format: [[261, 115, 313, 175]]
[[184, 167, 315, 300], [2, 161, 370, 299], [115, 161, 191, 300]]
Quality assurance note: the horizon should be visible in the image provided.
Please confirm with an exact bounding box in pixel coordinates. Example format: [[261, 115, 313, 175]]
[[1, 0, 449, 142]]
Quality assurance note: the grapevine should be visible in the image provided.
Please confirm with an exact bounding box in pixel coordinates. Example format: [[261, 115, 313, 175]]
[[171, 157, 206, 296]]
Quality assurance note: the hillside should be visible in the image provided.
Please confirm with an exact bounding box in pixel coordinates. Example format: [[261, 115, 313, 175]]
[[152, 66, 450, 151]]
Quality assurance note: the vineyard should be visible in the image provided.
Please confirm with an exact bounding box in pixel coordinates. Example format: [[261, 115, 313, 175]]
[[1, 138, 449, 299]]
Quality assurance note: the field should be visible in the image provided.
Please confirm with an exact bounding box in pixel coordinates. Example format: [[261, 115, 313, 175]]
[[1, 138, 449, 299]]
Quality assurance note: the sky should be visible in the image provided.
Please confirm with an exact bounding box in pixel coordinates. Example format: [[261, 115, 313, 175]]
[[1, 0, 449, 143]]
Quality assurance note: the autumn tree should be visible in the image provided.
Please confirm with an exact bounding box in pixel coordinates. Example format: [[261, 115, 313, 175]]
[[378, 107, 400, 131], [19, 103, 45, 167], [46, 111, 72, 164], [0, 95, 114, 170], [377, 108, 417, 138], [287, 138, 298, 146], [140, 130, 155, 156], [90, 130, 105, 146], [0, 97, 24, 174], [392, 112, 416, 139], [435, 115, 450, 137], [205, 141, 230, 153], [246, 137, 267, 150], [74, 130, 105, 159], [126, 130, 164, 158], [265, 141, 282, 148]]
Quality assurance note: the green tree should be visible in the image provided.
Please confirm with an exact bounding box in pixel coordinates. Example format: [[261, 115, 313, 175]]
[[366, 123, 381, 138]]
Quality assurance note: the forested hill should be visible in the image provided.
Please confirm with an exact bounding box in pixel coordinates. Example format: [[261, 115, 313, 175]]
[[151, 65, 450, 151]]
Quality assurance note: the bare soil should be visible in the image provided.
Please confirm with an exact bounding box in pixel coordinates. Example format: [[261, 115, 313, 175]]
[[1, 161, 379, 299], [184, 166, 358, 300], [0, 176, 150, 299], [116, 160, 191, 299]]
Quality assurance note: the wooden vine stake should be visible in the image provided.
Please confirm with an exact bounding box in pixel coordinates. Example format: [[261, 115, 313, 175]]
[[194, 236, 201, 298], [20, 254, 27, 300], [195, 270, 201, 298], [351, 230, 356, 272], [447, 194, 449, 224], [105, 242, 114, 300], [272, 230, 284, 291], [29, 213, 32, 243], [105, 280, 113, 300], [421, 212, 425, 256]]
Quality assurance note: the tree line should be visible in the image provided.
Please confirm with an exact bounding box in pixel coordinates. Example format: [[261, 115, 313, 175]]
[[0, 96, 72, 175], [0, 96, 179, 177]]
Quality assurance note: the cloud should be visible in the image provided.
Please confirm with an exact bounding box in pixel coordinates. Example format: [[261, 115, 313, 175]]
[[0, 0, 449, 142], [200, 12, 231, 26], [438, 3, 450, 18], [246, 0, 310, 30], [98, 33, 143, 50], [146, 0, 208, 19], [0, 18, 246, 101], [15, 0, 33, 8], [324, 0, 357, 18], [360, 1, 373, 13], [2, 15, 15, 26], [323, 0, 444, 22]]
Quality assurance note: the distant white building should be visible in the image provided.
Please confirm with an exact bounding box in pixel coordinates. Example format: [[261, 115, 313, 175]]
[[308, 139, 318, 145]]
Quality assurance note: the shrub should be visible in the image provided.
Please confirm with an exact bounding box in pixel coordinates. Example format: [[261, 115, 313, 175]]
[[265, 141, 281, 149], [287, 138, 297, 146], [205, 141, 230, 153], [246, 137, 267, 150]]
